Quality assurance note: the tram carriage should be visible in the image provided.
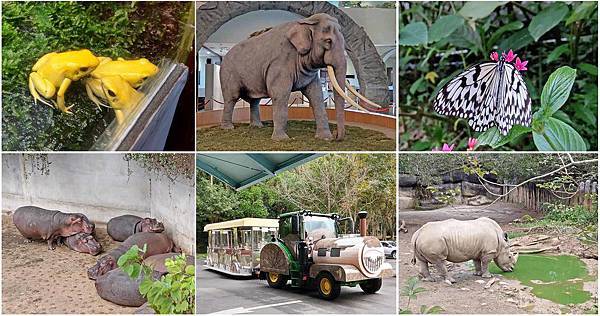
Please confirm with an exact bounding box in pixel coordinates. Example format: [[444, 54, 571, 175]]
[[204, 218, 278, 276]]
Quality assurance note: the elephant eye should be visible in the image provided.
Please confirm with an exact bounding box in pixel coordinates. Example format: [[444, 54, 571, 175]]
[[107, 90, 117, 97]]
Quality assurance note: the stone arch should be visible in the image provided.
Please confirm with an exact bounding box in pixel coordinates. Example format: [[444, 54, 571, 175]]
[[197, 1, 390, 104]]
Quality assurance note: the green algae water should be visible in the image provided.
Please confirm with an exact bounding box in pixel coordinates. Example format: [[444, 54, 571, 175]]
[[490, 254, 593, 305]]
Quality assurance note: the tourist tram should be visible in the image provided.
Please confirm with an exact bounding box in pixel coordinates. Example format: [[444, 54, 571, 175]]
[[204, 218, 278, 276]]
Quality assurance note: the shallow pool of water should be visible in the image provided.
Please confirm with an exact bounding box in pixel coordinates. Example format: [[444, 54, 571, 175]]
[[490, 254, 593, 305]]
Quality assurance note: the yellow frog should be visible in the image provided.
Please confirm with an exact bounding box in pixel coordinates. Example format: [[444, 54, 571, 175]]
[[85, 76, 143, 124], [28, 49, 100, 113], [84, 57, 159, 123]]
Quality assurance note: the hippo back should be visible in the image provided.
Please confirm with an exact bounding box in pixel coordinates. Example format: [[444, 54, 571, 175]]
[[95, 268, 160, 307], [143, 253, 194, 274], [107, 215, 143, 241]]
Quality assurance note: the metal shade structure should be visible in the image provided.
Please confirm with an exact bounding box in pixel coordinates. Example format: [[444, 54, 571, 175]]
[[196, 153, 323, 190]]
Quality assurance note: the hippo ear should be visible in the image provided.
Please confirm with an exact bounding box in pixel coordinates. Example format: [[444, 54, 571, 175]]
[[286, 22, 313, 55]]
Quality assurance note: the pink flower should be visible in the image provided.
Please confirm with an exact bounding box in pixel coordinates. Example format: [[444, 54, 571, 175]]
[[442, 143, 455, 152], [432, 143, 455, 152], [490, 51, 499, 61], [502, 49, 517, 63], [467, 138, 477, 151], [514, 57, 528, 71]]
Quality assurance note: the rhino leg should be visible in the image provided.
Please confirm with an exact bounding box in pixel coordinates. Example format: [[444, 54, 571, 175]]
[[47, 238, 57, 250], [473, 259, 483, 276], [480, 255, 493, 278], [433, 260, 455, 283], [417, 259, 435, 282]]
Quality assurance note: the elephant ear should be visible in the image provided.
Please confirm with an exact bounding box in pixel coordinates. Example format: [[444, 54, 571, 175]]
[[286, 19, 317, 55]]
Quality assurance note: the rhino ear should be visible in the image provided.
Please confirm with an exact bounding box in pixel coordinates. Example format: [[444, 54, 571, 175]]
[[503, 232, 509, 242]]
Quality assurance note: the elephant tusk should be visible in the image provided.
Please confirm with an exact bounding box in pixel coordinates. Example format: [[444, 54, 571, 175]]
[[345, 81, 383, 108], [326, 66, 371, 112]]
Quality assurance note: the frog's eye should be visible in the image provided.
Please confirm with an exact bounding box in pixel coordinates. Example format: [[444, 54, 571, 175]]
[[80, 67, 89, 72], [107, 90, 117, 97]]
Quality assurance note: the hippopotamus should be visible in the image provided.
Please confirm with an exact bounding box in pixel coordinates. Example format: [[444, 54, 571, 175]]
[[107, 215, 165, 242], [58, 233, 103, 255], [411, 217, 518, 283], [95, 268, 161, 307], [12, 206, 94, 250], [143, 253, 195, 274], [87, 232, 176, 280]]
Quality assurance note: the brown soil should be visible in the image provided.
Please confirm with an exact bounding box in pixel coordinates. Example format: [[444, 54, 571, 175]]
[[2, 214, 136, 314], [196, 120, 396, 151], [399, 203, 598, 314]]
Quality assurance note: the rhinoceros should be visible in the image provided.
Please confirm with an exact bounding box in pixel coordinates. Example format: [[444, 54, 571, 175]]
[[411, 217, 518, 283]]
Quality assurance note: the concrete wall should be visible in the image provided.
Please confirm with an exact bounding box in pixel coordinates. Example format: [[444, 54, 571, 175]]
[[2, 154, 195, 253]]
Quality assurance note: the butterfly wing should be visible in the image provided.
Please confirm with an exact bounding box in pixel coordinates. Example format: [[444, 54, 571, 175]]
[[433, 61, 531, 136], [433, 62, 499, 132], [496, 62, 532, 135]]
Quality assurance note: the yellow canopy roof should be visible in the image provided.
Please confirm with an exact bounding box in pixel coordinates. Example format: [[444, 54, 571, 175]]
[[204, 218, 278, 231]]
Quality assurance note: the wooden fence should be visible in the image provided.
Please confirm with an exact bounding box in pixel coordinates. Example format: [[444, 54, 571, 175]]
[[501, 181, 598, 211]]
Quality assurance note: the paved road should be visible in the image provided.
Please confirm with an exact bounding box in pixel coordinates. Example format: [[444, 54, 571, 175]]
[[196, 260, 396, 314]]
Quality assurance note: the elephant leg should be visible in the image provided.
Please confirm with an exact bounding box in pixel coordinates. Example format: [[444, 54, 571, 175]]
[[248, 98, 263, 128], [433, 260, 455, 283], [271, 94, 290, 140], [480, 255, 493, 278], [473, 259, 482, 276], [302, 79, 332, 140], [220, 85, 239, 129]]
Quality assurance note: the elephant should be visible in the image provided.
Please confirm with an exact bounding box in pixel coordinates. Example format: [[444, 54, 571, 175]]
[[219, 13, 356, 141]]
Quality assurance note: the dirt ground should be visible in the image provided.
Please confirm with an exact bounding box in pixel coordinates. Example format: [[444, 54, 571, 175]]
[[196, 120, 396, 151], [2, 214, 136, 314], [399, 203, 598, 314]]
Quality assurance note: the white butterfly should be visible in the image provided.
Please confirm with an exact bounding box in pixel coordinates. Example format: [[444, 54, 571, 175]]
[[432, 50, 531, 136]]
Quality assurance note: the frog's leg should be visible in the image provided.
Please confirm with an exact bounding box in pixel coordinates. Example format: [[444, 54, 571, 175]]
[[29, 72, 56, 108], [56, 78, 74, 114], [84, 79, 110, 109], [97, 57, 113, 65], [31, 52, 58, 71]]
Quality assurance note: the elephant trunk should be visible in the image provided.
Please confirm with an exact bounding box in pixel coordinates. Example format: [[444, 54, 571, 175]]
[[327, 64, 347, 140]]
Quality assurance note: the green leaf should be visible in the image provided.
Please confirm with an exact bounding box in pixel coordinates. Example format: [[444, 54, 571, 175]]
[[497, 28, 534, 52], [565, 2, 598, 26], [578, 63, 598, 76], [184, 265, 195, 275], [528, 3, 569, 41], [539, 66, 577, 116], [546, 44, 569, 63], [458, 2, 507, 19], [429, 15, 464, 43], [476, 125, 531, 149], [400, 22, 428, 46], [422, 305, 445, 314], [486, 21, 523, 49], [533, 117, 586, 151], [409, 77, 426, 95]]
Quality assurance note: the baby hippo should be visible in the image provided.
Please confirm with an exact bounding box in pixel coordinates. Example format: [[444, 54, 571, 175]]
[[59, 233, 103, 255], [13, 206, 94, 250], [107, 215, 164, 242], [411, 217, 518, 283]]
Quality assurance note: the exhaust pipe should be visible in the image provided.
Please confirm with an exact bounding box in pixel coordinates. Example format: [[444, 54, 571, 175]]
[[358, 211, 368, 237]]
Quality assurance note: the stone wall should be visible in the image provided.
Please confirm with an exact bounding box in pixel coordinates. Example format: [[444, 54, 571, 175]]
[[398, 172, 502, 210]]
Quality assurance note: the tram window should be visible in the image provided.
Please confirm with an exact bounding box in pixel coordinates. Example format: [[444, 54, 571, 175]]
[[280, 217, 292, 238]]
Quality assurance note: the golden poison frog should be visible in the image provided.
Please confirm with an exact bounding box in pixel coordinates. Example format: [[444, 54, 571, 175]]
[[28, 49, 100, 113]]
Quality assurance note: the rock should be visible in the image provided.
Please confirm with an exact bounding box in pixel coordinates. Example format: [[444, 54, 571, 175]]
[[460, 287, 470, 291], [507, 298, 518, 304], [398, 197, 415, 209], [484, 277, 498, 289], [481, 303, 487, 306], [444, 280, 453, 285], [475, 280, 486, 284], [499, 281, 509, 285], [398, 175, 417, 187], [465, 195, 494, 206]]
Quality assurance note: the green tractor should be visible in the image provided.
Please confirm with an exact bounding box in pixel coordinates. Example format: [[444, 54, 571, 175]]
[[259, 210, 394, 300]]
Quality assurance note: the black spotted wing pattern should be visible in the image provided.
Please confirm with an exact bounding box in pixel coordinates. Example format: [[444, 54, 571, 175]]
[[432, 61, 531, 136]]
